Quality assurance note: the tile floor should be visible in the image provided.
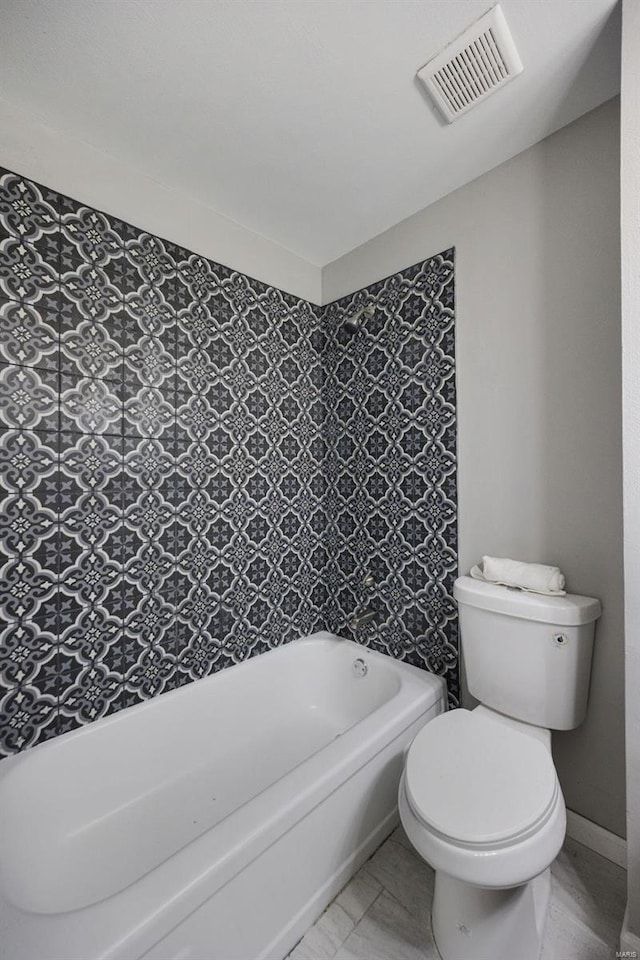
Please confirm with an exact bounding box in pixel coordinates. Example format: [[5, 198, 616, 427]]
[[287, 827, 627, 960]]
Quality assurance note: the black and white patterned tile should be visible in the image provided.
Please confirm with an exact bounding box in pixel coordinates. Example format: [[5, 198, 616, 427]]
[[0, 365, 59, 432], [0, 165, 457, 757], [322, 251, 458, 702], [0, 298, 59, 370]]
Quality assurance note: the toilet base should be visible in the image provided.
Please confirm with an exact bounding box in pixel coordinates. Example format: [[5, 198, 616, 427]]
[[432, 867, 551, 960]]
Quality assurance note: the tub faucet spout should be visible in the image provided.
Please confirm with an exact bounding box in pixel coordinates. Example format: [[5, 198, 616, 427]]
[[348, 607, 376, 630]]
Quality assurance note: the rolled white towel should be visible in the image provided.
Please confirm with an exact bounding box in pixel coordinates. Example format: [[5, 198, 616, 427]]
[[482, 556, 566, 594]]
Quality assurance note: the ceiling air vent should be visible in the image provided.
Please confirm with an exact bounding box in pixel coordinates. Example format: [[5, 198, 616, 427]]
[[416, 5, 523, 123]]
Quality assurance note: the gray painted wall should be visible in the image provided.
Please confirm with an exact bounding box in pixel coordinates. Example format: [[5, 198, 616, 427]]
[[621, 0, 640, 946], [323, 99, 625, 838]]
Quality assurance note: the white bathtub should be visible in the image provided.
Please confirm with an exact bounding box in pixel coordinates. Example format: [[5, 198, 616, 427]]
[[0, 631, 446, 960]]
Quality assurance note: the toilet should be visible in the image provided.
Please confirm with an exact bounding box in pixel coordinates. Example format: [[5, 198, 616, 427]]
[[399, 575, 601, 960]]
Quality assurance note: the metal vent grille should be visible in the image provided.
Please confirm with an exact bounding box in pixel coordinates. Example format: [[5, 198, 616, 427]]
[[417, 5, 523, 123]]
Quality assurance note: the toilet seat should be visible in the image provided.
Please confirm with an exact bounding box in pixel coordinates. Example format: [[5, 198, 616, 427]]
[[405, 708, 559, 848]]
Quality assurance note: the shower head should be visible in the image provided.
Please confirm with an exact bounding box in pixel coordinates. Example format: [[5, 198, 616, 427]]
[[343, 303, 375, 334]]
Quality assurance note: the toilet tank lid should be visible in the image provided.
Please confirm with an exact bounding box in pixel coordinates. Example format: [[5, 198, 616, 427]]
[[453, 576, 601, 626]]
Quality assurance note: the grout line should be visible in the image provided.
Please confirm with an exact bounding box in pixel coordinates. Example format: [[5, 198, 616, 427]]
[[339, 888, 385, 951]]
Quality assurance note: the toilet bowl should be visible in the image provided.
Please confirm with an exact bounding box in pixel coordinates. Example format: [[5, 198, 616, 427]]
[[399, 575, 600, 960], [399, 706, 567, 960]]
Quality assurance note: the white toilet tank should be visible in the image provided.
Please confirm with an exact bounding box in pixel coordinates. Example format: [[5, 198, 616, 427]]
[[454, 576, 601, 730]]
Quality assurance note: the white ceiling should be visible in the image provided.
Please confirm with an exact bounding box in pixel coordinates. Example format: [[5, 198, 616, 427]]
[[0, 0, 620, 266]]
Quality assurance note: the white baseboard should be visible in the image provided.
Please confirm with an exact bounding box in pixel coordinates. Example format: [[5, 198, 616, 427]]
[[565, 808, 627, 868], [620, 903, 640, 956]]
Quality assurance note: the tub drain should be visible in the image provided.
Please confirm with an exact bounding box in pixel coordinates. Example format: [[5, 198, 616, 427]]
[[352, 658, 368, 678]]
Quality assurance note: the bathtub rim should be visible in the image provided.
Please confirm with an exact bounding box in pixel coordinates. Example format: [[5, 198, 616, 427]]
[[0, 631, 443, 782], [0, 632, 431, 767], [0, 632, 447, 960]]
